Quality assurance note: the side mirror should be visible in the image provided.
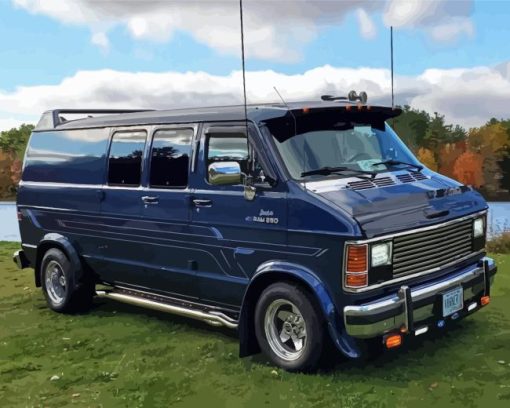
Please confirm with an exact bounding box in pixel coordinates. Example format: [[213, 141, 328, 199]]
[[208, 161, 242, 185]]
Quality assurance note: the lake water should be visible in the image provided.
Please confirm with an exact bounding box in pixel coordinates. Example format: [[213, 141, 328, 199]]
[[0, 202, 509, 242]]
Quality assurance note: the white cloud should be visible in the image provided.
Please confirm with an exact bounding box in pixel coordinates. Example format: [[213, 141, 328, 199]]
[[428, 17, 474, 42], [1, 63, 509, 131], [356, 8, 377, 39], [13, 0, 380, 62], [0, 118, 34, 132], [384, 0, 475, 43], [12, 1, 477, 58], [91, 32, 109, 52]]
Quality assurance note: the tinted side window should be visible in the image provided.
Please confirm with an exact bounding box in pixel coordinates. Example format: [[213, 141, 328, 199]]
[[108, 131, 146, 186], [150, 128, 193, 188], [206, 133, 249, 180], [23, 129, 109, 184]]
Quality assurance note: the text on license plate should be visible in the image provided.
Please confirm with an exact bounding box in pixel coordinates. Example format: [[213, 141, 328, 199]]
[[442, 286, 463, 317]]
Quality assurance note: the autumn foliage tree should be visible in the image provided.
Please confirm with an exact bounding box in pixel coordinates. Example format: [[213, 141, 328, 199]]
[[417, 147, 438, 171], [467, 122, 510, 193], [0, 123, 34, 198], [453, 151, 485, 188]]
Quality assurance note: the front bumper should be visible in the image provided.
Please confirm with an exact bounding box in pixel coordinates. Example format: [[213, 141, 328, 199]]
[[13, 250, 30, 269], [344, 257, 497, 338]]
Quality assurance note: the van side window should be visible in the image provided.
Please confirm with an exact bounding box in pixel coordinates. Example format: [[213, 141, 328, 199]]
[[206, 133, 249, 181], [108, 131, 147, 186], [150, 128, 193, 188]]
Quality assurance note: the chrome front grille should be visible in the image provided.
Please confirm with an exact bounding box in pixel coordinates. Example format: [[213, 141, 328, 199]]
[[392, 218, 474, 277]]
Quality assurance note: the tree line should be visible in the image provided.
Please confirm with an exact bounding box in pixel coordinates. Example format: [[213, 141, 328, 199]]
[[0, 124, 32, 199], [0, 108, 509, 200], [392, 106, 510, 200]]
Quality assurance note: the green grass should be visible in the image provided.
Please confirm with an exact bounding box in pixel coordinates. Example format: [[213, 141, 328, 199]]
[[1, 241, 509, 408]]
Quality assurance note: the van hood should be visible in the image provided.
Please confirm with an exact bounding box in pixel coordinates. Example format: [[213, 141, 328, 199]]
[[305, 171, 487, 238]]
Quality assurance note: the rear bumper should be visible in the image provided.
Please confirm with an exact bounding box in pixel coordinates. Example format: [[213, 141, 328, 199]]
[[13, 250, 31, 269], [343, 257, 496, 338]]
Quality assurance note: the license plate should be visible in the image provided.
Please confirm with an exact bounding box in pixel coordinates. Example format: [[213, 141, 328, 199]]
[[442, 286, 463, 317]]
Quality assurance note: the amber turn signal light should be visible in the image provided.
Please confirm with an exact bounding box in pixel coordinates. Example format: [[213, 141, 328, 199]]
[[345, 244, 368, 288], [384, 334, 402, 349], [346, 245, 367, 272], [345, 273, 368, 288], [480, 296, 490, 306]]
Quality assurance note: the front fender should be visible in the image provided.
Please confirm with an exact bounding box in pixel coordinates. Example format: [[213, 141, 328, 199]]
[[239, 260, 361, 359], [36, 233, 84, 289]]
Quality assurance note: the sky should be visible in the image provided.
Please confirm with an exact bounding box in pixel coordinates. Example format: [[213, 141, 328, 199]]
[[1, 0, 510, 131]]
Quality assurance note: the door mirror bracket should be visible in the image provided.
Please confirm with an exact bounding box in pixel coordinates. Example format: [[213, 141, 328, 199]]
[[243, 175, 256, 201]]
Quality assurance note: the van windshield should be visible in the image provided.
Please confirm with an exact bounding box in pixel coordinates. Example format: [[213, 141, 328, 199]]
[[271, 122, 421, 180]]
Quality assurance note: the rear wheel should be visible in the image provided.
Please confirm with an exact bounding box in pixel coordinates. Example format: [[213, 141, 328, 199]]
[[254, 282, 324, 372], [41, 248, 94, 313]]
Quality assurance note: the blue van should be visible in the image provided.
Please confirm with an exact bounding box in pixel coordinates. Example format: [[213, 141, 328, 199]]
[[13, 96, 497, 371]]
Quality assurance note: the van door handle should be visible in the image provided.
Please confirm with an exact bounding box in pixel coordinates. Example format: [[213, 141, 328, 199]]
[[192, 199, 213, 208], [96, 189, 105, 202], [142, 196, 159, 204]]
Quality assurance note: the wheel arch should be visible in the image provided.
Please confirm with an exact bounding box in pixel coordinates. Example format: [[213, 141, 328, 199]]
[[35, 233, 83, 289], [239, 261, 361, 359]]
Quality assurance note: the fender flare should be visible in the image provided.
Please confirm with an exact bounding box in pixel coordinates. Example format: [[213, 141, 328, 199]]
[[239, 260, 361, 359], [36, 233, 84, 290]]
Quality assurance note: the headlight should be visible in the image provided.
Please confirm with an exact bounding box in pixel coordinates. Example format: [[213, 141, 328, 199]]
[[371, 242, 392, 267], [473, 218, 484, 238]]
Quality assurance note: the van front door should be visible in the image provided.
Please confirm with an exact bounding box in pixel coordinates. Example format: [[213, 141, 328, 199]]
[[190, 124, 287, 309], [140, 126, 198, 299]]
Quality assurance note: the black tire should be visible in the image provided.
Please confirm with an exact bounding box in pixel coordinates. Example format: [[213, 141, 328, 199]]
[[40, 248, 94, 313], [254, 282, 325, 372]]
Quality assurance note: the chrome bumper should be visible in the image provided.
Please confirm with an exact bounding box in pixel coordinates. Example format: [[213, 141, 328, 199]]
[[344, 257, 496, 338], [13, 250, 30, 269]]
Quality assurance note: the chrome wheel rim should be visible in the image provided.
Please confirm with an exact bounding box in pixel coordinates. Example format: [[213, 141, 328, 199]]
[[264, 299, 307, 361], [45, 260, 66, 305]]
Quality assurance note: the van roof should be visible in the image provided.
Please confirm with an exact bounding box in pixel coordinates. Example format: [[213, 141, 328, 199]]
[[34, 101, 402, 131]]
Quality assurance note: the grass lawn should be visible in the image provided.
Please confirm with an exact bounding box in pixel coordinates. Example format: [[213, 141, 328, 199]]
[[1, 241, 509, 407]]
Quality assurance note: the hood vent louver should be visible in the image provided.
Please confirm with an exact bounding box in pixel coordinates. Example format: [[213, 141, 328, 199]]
[[347, 179, 376, 190], [347, 177, 395, 191], [308, 172, 430, 193], [397, 172, 427, 183], [411, 171, 427, 181], [373, 177, 396, 187]]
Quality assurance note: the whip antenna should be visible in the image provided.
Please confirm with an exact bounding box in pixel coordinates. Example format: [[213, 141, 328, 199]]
[[390, 26, 394, 108], [239, 0, 255, 173], [239, 0, 248, 132]]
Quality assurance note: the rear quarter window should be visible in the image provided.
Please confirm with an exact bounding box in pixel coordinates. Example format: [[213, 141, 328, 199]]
[[23, 129, 109, 184]]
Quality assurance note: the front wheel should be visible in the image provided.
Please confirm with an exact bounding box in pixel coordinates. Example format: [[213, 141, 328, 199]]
[[254, 282, 325, 372], [41, 248, 94, 313]]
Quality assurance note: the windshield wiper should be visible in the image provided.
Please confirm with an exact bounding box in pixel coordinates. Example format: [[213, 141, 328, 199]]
[[372, 159, 423, 172], [301, 166, 375, 179]]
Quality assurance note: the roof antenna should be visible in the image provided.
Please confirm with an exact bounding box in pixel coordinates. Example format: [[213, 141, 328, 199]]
[[239, 0, 249, 136], [390, 26, 395, 108]]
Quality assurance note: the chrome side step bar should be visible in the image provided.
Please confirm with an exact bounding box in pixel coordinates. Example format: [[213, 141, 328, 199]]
[[95, 290, 238, 329]]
